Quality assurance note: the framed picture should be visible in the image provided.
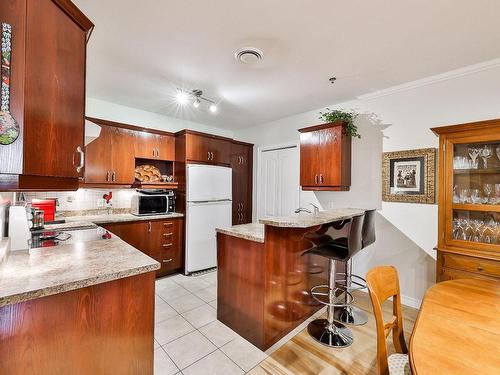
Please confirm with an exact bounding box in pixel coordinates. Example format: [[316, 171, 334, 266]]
[[382, 148, 436, 204]]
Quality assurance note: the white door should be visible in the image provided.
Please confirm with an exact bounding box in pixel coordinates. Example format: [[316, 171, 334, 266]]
[[187, 164, 232, 202], [258, 145, 300, 218], [186, 200, 232, 273]]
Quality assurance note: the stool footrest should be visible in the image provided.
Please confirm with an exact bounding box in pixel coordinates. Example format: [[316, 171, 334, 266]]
[[335, 272, 367, 291], [310, 285, 354, 307]]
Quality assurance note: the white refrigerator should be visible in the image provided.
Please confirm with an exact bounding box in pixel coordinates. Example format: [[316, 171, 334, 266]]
[[186, 164, 232, 274]]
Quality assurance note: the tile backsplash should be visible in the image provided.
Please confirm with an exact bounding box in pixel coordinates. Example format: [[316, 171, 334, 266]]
[[24, 189, 137, 212]]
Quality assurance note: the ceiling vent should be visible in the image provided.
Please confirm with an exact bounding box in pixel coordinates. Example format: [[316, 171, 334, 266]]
[[235, 47, 263, 65]]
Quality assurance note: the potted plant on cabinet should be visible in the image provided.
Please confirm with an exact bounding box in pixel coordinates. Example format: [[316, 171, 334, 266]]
[[318, 109, 360, 138]]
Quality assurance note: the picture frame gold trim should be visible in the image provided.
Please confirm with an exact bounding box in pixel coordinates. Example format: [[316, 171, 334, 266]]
[[382, 148, 436, 204]]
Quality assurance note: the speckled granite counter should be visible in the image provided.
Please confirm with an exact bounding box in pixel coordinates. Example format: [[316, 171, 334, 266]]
[[0, 234, 159, 307], [216, 223, 264, 243], [63, 212, 184, 225], [259, 208, 365, 228]]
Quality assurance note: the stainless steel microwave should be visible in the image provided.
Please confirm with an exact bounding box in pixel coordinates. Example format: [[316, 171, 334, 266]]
[[131, 190, 175, 216]]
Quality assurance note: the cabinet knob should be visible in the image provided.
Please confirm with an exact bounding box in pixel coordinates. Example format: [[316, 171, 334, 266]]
[[477, 266, 484, 271]]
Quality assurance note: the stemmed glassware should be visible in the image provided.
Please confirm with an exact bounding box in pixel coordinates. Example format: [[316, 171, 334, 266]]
[[496, 146, 500, 162], [468, 147, 480, 169], [480, 145, 493, 168], [452, 217, 499, 244], [483, 184, 494, 204]]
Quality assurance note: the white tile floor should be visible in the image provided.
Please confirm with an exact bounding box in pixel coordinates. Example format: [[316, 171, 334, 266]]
[[153, 271, 271, 374]]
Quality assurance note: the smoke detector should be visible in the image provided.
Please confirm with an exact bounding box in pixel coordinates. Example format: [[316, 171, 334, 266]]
[[235, 47, 264, 65]]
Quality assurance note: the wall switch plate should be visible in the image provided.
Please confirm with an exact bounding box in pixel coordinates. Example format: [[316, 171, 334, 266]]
[[66, 195, 75, 203]]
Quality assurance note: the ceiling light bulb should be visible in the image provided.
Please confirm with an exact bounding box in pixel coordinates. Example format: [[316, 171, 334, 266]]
[[193, 98, 201, 108], [176, 91, 189, 105], [209, 104, 218, 113]]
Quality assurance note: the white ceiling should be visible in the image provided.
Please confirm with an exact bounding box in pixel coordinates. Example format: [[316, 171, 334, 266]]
[[75, 0, 500, 129]]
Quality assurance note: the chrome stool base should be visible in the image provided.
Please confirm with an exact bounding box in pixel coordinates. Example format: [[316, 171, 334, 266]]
[[333, 305, 368, 326], [307, 319, 353, 348]]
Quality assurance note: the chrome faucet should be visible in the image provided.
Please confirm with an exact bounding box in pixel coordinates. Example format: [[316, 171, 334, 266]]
[[294, 207, 312, 214], [294, 204, 320, 215]]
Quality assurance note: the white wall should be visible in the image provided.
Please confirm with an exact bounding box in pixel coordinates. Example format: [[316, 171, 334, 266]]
[[86, 98, 234, 138], [234, 64, 500, 307]]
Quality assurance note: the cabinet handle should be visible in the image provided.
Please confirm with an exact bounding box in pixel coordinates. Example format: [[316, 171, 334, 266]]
[[76, 146, 85, 173], [112, 171, 116, 182], [163, 258, 173, 263], [148, 222, 152, 233], [163, 232, 173, 236], [207, 151, 211, 160], [106, 171, 111, 182], [163, 222, 173, 227], [315, 174, 318, 184], [211, 151, 214, 160], [156, 148, 160, 157], [163, 243, 173, 247], [320, 174, 324, 184]]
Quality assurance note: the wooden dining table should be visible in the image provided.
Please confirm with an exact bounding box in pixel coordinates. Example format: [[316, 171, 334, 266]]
[[410, 279, 500, 374]]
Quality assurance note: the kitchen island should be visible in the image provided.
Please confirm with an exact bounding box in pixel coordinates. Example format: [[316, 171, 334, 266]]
[[216, 208, 365, 350], [0, 224, 159, 375]]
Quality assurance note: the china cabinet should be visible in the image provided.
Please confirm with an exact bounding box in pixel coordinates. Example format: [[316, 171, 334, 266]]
[[432, 119, 500, 282]]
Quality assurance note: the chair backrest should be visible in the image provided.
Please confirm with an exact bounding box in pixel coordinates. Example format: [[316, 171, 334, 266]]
[[362, 209, 376, 248], [346, 214, 365, 258], [366, 266, 408, 375]]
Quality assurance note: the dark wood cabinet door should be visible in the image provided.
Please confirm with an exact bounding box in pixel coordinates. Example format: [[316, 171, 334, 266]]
[[231, 143, 253, 224], [186, 134, 211, 162], [23, 0, 86, 178], [134, 132, 158, 159], [318, 126, 342, 186], [157, 135, 175, 161], [300, 130, 320, 187], [210, 139, 231, 164], [111, 127, 135, 184], [84, 125, 113, 183]]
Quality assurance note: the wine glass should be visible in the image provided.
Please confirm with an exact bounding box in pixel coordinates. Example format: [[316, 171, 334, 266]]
[[484, 184, 493, 204], [496, 145, 500, 162], [470, 189, 480, 204], [468, 147, 480, 169], [480, 145, 493, 168], [495, 184, 500, 204]]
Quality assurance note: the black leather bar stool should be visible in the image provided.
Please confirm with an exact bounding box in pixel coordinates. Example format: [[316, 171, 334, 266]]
[[304, 213, 365, 348], [334, 209, 376, 326]]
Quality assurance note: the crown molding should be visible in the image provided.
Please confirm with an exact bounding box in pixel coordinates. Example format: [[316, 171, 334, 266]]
[[357, 57, 500, 100]]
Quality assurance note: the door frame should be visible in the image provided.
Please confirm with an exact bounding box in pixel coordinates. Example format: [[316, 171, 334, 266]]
[[256, 141, 300, 220]]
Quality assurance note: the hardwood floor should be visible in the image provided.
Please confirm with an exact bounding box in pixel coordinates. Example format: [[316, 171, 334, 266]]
[[249, 291, 419, 375]]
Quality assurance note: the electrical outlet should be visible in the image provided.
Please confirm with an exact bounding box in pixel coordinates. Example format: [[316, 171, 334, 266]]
[[66, 195, 75, 203], [96, 198, 104, 208]]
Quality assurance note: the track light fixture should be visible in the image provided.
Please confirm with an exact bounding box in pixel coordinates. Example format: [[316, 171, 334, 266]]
[[175, 88, 218, 114]]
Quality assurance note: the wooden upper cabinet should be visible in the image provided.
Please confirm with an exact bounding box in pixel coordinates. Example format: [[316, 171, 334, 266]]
[[299, 122, 351, 191], [135, 132, 175, 161], [0, 0, 93, 190], [183, 132, 231, 165], [84, 125, 134, 184]]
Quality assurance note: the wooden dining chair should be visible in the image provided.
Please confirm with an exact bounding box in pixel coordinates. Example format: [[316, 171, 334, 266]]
[[366, 266, 410, 375]]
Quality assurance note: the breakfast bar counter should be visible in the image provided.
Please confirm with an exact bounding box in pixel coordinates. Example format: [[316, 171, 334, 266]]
[[216, 208, 365, 350]]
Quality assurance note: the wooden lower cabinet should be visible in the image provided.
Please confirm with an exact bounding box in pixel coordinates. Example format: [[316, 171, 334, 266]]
[[437, 251, 500, 282], [0, 272, 155, 375], [103, 218, 183, 277]]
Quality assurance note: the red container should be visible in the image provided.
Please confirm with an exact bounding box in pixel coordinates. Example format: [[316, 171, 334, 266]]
[[31, 199, 56, 222]]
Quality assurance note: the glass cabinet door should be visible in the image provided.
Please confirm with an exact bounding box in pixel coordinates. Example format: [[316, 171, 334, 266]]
[[449, 140, 500, 247]]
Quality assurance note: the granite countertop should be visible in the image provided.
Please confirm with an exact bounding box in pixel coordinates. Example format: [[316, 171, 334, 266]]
[[0, 235, 160, 307], [216, 223, 265, 243], [63, 212, 184, 225], [259, 208, 366, 228]]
